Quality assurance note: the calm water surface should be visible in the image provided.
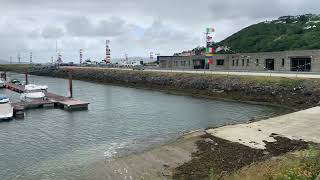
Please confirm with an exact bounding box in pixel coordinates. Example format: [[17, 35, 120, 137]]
[[0, 73, 283, 179]]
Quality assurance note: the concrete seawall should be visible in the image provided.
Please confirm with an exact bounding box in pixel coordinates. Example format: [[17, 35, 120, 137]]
[[22, 66, 320, 109]]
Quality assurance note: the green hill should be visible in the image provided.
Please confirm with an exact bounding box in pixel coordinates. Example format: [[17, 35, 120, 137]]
[[218, 14, 320, 53]]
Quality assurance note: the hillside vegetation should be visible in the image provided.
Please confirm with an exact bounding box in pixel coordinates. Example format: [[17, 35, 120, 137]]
[[219, 14, 320, 53], [176, 14, 320, 55]]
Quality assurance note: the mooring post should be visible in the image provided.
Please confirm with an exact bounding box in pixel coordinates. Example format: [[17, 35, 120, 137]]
[[25, 68, 29, 85], [68, 70, 73, 98]]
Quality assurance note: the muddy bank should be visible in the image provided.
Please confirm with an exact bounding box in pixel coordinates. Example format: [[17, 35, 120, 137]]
[[81, 131, 205, 180], [2, 65, 319, 109]]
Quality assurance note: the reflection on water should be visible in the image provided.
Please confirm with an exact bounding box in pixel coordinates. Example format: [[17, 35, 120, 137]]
[[0, 73, 283, 179]]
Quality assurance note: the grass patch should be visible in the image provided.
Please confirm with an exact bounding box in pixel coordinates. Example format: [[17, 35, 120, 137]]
[[268, 146, 320, 180], [279, 78, 304, 88], [225, 146, 320, 180]]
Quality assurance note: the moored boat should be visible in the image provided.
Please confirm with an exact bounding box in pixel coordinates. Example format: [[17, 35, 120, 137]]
[[25, 84, 48, 91], [0, 95, 13, 120], [20, 92, 46, 102], [21, 84, 48, 102], [0, 80, 5, 88]]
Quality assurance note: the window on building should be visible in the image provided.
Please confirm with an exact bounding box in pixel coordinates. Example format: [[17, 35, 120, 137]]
[[188, 61, 191, 66], [236, 59, 239, 66], [242, 59, 245, 66], [232, 60, 235, 66], [256, 59, 259, 66], [217, 59, 224, 66], [247, 59, 250, 66], [282, 58, 285, 66]]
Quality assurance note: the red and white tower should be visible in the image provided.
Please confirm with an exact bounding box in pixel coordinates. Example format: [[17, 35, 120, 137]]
[[105, 40, 111, 64]]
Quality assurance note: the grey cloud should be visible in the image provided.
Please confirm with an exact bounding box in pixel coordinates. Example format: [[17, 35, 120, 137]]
[[28, 29, 40, 38], [208, 0, 320, 20], [65, 16, 133, 37], [41, 26, 64, 39], [1, 0, 320, 62]]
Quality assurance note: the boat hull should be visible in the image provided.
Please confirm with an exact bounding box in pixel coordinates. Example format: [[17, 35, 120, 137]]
[[0, 103, 13, 120]]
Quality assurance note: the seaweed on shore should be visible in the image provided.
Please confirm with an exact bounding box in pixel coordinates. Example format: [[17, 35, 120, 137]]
[[172, 133, 310, 180]]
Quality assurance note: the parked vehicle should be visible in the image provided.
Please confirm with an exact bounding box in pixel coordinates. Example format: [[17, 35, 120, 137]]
[[133, 65, 145, 70]]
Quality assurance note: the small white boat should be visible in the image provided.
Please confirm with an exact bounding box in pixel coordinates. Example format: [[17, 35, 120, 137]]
[[21, 84, 48, 102], [20, 92, 46, 102], [0, 96, 13, 120], [25, 84, 48, 91], [0, 80, 5, 88]]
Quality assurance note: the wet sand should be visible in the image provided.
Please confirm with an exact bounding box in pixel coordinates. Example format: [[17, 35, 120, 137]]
[[83, 131, 204, 180]]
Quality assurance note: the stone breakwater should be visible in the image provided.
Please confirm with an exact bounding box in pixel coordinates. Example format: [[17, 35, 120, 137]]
[[3, 65, 320, 109]]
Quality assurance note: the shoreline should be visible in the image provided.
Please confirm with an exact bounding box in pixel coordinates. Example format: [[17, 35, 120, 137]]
[[83, 107, 320, 179]]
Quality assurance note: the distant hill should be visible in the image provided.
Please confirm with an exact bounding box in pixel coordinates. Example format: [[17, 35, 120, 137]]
[[175, 14, 320, 55], [219, 14, 320, 53]]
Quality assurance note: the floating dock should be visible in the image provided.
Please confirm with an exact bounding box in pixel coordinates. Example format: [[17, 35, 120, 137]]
[[5, 82, 89, 118]]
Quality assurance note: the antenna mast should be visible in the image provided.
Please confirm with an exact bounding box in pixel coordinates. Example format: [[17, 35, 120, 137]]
[[18, 53, 21, 64], [80, 49, 83, 64], [30, 52, 33, 64]]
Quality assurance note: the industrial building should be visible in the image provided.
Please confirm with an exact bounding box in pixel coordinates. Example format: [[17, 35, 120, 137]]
[[158, 49, 320, 72]]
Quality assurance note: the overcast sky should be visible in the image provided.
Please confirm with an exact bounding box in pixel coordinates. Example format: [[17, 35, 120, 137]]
[[0, 0, 319, 63]]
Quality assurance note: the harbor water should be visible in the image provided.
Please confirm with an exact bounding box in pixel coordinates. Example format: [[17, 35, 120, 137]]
[[0, 73, 284, 179]]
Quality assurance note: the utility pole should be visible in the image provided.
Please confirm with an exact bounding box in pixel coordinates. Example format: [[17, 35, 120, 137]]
[[68, 70, 73, 98], [55, 40, 58, 62], [30, 52, 33, 64], [18, 53, 21, 64], [25, 67, 29, 85]]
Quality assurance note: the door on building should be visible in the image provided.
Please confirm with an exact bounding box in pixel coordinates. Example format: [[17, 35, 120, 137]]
[[290, 58, 311, 72], [193, 59, 207, 69], [265, 59, 275, 70]]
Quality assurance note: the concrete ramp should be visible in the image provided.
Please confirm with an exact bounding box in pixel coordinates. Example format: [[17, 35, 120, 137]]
[[207, 107, 320, 149]]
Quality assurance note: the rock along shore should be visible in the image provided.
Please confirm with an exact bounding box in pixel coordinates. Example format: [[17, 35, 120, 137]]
[[21, 66, 320, 110]]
